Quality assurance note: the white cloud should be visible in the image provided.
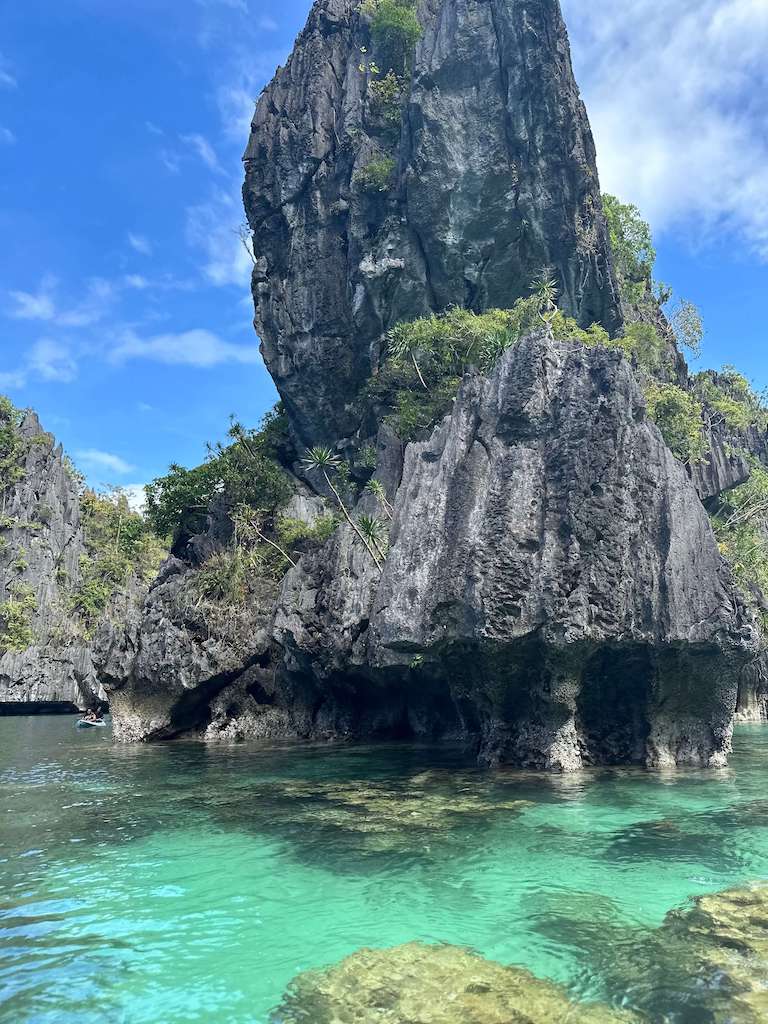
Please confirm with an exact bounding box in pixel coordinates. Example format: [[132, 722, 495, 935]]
[[127, 232, 152, 256], [186, 189, 252, 287], [27, 339, 77, 383], [562, 0, 768, 257], [110, 327, 261, 368], [181, 132, 224, 174], [8, 276, 57, 320], [0, 126, 15, 145], [145, 120, 164, 136], [122, 483, 148, 512], [56, 278, 114, 327], [258, 16, 278, 31], [124, 274, 151, 290], [0, 337, 78, 389], [75, 449, 135, 475], [0, 55, 16, 89], [6, 276, 114, 328]]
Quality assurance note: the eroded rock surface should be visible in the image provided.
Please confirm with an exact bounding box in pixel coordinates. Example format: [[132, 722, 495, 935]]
[[276, 333, 759, 768], [0, 411, 102, 711], [244, 0, 621, 445]]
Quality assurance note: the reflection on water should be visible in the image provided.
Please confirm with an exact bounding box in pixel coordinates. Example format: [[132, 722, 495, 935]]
[[2, 718, 768, 1022]]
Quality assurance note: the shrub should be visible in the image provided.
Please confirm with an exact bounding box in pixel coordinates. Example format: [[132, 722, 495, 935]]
[[710, 464, 768, 634], [643, 381, 706, 464], [276, 514, 338, 550], [0, 395, 25, 493], [369, 70, 405, 135], [363, 0, 421, 71], [693, 368, 767, 433], [603, 194, 656, 306], [357, 156, 396, 193], [145, 405, 292, 542], [0, 583, 36, 653], [67, 488, 167, 635]]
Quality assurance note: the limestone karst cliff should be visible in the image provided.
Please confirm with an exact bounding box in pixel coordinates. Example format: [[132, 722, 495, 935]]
[[88, 0, 768, 767], [244, 0, 622, 446], [0, 405, 102, 711]]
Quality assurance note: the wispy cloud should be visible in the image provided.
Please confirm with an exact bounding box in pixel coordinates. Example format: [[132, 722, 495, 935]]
[[27, 339, 77, 382], [0, 126, 15, 145], [258, 16, 278, 31], [563, 0, 768, 257], [181, 132, 224, 174], [75, 449, 136, 475], [0, 338, 78, 389], [0, 54, 16, 89], [8, 276, 57, 320], [127, 232, 152, 256], [145, 120, 164, 136], [110, 327, 261, 367], [6, 275, 114, 328], [186, 189, 252, 287]]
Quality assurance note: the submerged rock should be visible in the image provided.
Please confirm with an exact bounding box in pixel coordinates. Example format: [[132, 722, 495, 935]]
[[271, 941, 636, 1023], [233, 770, 530, 855]]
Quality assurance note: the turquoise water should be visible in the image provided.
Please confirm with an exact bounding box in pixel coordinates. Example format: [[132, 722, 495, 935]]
[[2, 717, 768, 1022]]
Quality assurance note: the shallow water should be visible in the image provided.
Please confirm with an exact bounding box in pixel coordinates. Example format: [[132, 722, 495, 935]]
[[2, 717, 768, 1023]]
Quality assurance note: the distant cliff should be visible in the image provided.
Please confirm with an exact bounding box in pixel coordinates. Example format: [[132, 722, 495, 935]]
[[0, 399, 164, 713], [0, 403, 101, 711]]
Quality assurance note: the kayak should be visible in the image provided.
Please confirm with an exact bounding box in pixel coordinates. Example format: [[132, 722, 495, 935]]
[[76, 719, 106, 728]]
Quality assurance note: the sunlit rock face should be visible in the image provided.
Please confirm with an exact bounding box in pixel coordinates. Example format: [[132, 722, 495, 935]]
[[0, 410, 102, 712], [276, 333, 759, 769], [243, 0, 621, 446]]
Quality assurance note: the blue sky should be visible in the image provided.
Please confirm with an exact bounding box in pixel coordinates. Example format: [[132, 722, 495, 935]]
[[1, 0, 766, 504]]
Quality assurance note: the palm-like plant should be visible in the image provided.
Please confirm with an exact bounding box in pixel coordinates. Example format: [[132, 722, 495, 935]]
[[533, 268, 559, 325], [357, 513, 388, 562], [365, 478, 394, 521], [302, 447, 382, 570], [389, 326, 430, 392]]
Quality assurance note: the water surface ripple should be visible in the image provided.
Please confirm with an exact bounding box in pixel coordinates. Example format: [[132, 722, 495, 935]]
[[2, 717, 768, 1022]]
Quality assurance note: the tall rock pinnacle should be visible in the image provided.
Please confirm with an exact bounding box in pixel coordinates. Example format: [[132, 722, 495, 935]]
[[243, 0, 622, 446]]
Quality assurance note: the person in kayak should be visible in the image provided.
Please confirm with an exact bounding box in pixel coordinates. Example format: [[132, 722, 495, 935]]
[[83, 708, 100, 722]]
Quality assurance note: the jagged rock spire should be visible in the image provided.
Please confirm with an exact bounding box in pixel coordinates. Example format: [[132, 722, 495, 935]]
[[243, 0, 621, 445]]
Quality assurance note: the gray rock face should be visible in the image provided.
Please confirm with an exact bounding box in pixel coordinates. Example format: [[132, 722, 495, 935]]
[[275, 334, 759, 768], [0, 411, 101, 711], [244, 0, 621, 445], [689, 420, 768, 506]]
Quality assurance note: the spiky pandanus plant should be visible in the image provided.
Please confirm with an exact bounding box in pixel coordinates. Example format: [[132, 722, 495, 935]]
[[301, 447, 382, 571], [365, 478, 394, 521], [356, 513, 389, 563], [532, 268, 559, 325]]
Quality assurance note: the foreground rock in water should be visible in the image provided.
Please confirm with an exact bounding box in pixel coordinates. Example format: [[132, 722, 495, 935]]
[[0, 410, 102, 712], [271, 941, 637, 1023], [277, 333, 759, 769], [244, 0, 621, 445]]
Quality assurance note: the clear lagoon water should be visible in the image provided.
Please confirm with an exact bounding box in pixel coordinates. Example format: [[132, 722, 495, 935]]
[[3, 716, 768, 1022]]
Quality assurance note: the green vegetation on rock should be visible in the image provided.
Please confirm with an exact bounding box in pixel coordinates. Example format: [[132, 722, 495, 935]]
[[67, 489, 167, 636], [0, 582, 37, 653], [356, 155, 396, 192], [0, 396, 26, 494], [709, 463, 768, 631], [603, 194, 656, 307], [693, 367, 768, 433], [362, 0, 421, 73], [145, 405, 292, 543], [643, 381, 707, 465]]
